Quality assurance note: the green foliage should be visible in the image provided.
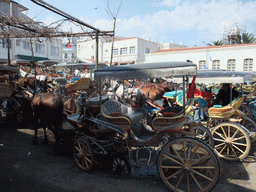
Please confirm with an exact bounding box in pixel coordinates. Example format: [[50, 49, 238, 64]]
[[241, 33, 256, 44], [207, 40, 224, 46]]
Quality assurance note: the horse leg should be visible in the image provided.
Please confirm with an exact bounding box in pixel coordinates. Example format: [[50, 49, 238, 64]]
[[53, 126, 61, 155], [42, 123, 48, 144], [33, 124, 39, 145]]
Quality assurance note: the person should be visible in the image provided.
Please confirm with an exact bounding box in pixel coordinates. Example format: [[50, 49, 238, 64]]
[[218, 83, 240, 106], [193, 98, 208, 121]]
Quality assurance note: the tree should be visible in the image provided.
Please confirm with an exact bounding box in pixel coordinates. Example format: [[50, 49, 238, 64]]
[[207, 40, 224, 46], [236, 33, 256, 44], [107, 0, 123, 66]]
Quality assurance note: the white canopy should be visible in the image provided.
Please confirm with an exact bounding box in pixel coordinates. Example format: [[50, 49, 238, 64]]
[[94, 62, 197, 80]]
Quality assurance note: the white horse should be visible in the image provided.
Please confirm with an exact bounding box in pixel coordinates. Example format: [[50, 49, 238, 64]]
[[108, 80, 146, 107]]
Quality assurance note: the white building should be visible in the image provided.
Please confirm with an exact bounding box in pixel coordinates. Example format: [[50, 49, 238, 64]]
[[61, 36, 78, 63], [0, 0, 62, 64], [145, 43, 256, 72], [103, 37, 160, 65], [77, 36, 160, 65], [77, 36, 122, 64]]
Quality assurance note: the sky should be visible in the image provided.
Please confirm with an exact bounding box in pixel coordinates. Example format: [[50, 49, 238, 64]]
[[16, 0, 256, 47]]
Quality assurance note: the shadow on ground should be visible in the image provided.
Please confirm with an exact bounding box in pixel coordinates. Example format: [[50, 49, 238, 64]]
[[1, 124, 256, 192]]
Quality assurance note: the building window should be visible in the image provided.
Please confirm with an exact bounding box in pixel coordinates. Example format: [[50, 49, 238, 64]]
[[130, 46, 135, 54], [35, 43, 45, 54], [227, 59, 236, 71], [2, 39, 6, 48], [64, 53, 68, 58], [23, 40, 30, 50], [113, 48, 118, 56], [244, 59, 253, 71], [72, 53, 76, 58], [145, 48, 150, 53], [105, 50, 108, 52], [51, 46, 59, 56], [91, 45, 94, 50], [16, 39, 20, 46], [78, 45, 81, 52], [120, 47, 127, 55], [91, 56, 94, 60], [212, 60, 220, 69], [199, 60, 206, 69]]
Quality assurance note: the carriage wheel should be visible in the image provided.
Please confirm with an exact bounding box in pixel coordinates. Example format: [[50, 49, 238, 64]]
[[157, 138, 220, 192], [231, 115, 256, 143], [73, 138, 94, 171], [239, 104, 253, 119], [111, 154, 131, 178], [211, 122, 251, 161]]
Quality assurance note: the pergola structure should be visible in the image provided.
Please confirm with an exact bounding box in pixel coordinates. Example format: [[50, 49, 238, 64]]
[[0, 0, 114, 69]]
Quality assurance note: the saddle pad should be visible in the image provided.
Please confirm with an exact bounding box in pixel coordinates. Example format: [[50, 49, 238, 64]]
[[163, 90, 183, 98]]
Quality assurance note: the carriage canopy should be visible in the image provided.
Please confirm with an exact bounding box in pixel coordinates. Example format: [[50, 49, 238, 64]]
[[94, 62, 197, 80], [0, 65, 19, 75], [196, 70, 253, 84]]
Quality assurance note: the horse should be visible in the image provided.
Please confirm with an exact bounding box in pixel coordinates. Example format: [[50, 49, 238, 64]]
[[124, 79, 175, 101], [17, 76, 48, 92], [107, 81, 146, 107], [32, 92, 64, 154]]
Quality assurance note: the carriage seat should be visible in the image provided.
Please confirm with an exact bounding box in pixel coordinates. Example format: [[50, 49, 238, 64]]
[[101, 99, 147, 129], [88, 95, 108, 107], [161, 106, 184, 115]]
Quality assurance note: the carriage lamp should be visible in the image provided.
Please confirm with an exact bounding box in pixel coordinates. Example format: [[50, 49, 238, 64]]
[[78, 91, 88, 106]]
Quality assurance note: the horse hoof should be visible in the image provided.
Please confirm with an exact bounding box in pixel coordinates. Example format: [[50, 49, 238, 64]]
[[32, 140, 38, 145]]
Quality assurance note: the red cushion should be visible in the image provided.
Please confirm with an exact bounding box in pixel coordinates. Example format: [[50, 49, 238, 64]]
[[110, 112, 121, 116], [162, 112, 175, 117]]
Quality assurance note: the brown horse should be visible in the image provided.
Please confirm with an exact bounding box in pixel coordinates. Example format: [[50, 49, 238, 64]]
[[125, 80, 174, 101], [32, 92, 64, 153], [17, 76, 48, 92]]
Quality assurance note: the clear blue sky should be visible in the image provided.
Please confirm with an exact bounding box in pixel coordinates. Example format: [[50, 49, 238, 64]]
[[17, 0, 256, 47]]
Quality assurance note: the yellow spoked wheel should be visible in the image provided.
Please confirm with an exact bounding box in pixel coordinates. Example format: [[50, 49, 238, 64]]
[[158, 138, 220, 192], [211, 122, 251, 161], [73, 138, 94, 171], [231, 115, 256, 143]]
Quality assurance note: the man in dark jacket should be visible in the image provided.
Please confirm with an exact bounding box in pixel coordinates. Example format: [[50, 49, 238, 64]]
[[218, 83, 239, 106]]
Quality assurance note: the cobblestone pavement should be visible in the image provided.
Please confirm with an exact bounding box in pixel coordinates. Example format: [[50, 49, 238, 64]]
[[1, 125, 256, 192]]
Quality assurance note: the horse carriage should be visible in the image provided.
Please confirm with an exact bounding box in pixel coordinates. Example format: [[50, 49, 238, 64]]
[[185, 70, 256, 161], [65, 62, 220, 192], [0, 65, 27, 124], [137, 69, 256, 162]]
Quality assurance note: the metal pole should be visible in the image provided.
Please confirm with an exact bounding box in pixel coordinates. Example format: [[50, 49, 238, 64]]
[[7, 37, 10, 66], [183, 76, 185, 115], [95, 32, 99, 70]]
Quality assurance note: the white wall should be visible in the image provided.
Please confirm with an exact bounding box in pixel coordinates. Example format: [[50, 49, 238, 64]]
[[62, 37, 78, 62], [145, 44, 256, 71]]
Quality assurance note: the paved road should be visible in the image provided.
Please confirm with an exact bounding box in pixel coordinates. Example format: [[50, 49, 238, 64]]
[[1, 125, 256, 192]]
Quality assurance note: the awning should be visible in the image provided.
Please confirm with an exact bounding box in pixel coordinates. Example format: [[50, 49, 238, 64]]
[[16, 54, 49, 62], [118, 60, 134, 65], [37, 60, 59, 66], [0, 58, 8, 64], [11, 59, 31, 66]]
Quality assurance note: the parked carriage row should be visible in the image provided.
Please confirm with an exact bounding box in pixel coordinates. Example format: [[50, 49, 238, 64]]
[[1, 62, 256, 192]]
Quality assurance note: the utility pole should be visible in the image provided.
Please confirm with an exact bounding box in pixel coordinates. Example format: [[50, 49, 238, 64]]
[[95, 32, 99, 70]]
